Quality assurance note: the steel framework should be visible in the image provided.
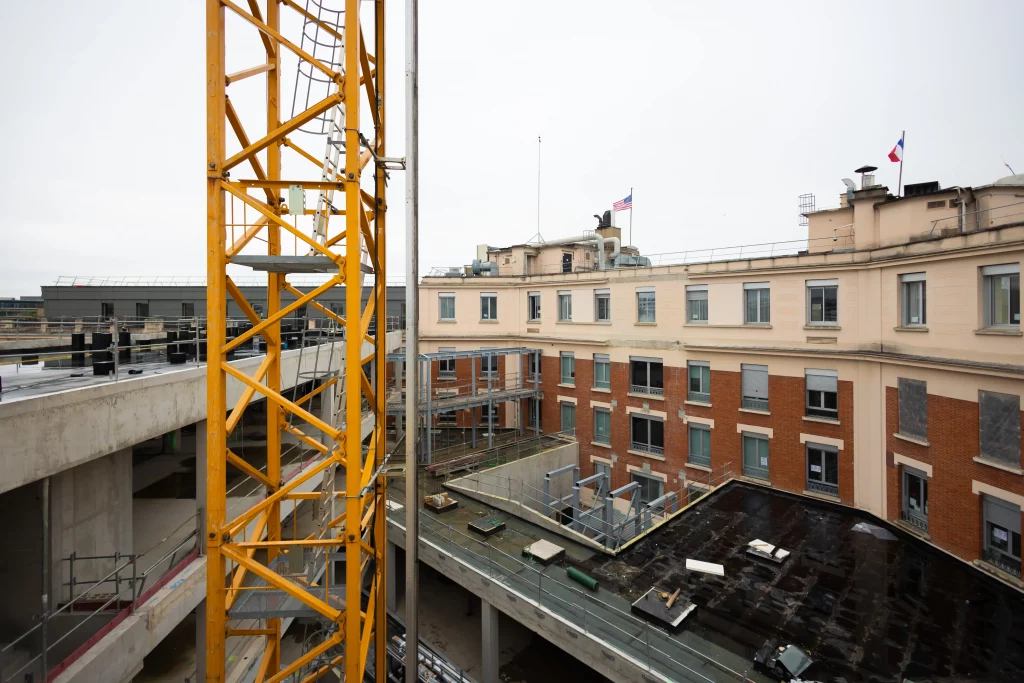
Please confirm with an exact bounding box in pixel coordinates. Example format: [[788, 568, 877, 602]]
[[205, 1, 389, 681]]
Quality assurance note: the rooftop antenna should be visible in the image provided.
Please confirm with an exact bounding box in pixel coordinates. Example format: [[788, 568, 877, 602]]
[[527, 135, 545, 244], [1003, 156, 1017, 176]]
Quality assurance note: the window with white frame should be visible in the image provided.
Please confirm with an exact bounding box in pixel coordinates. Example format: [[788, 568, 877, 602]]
[[594, 460, 611, 486], [480, 349, 498, 377], [806, 444, 839, 497], [560, 402, 576, 434], [630, 415, 664, 456], [900, 273, 927, 326], [806, 369, 838, 420], [982, 264, 1020, 327], [558, 291, 572, 321], [439, 292, 455, 321], [527, 291, 541, 321], [983, 494, 1022, 578], [594, 408, 611, 445], [898, 378, 927, 440], [480, 292, 497, 321], [593, 353, 610, 389], [741, 363, 768, 411], [688, 423, 710, 467], [806, 279, 839, 325], [637, 287, 656, 323], [687, 361, 711, 403], [630, 471, 664, 504], [686, 285, 708, 323], [744, 282, 770, 324], [528, 352, 541, 381], [979, 390, 1021, 467], [595, 289, 611, 322], [742, 433, 769, 480], [630, 356, 664, 396], [559, 351, 575, 385], [438, 347, 456, 379], [901, 466, 929, 532]]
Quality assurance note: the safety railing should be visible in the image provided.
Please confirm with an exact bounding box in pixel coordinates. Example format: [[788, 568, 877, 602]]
[[387, 493, 756, 683], [925, 199, 1024, 239], [630, 441, 665, 457], [630, 384, 664, 397], [54, 274, 408, 288], [741, 397, 768, 411], [0, 513, 201, 683]]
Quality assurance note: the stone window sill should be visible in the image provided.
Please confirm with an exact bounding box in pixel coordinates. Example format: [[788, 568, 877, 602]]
[[437, 319, 457, 323], [555, 320, 574, 324], [684, 400, 712, 408], [635, 321, 658, 326], [972, 456, 1024, 475], [802, 489, 841, 504], [592, 387, 611, 394], [894, 325, 929, 333], [974, 327, 1022, 336], [738, 408, 771, 416], [685, 462, 711, 473], [628, 392, 665, 402], [894, 433, 930, 448], [804, 324, 841, 331], [479, 319, 500, 324], [682, 322, 709, 327], [739, 475, 771, 487], [627, 449, 665, 461], [556, 383, 575, 389], [803, 415, 840, 426], [591, 441, 612, 450], [527, 318, 541, 323], [683, 323, 772, 329]]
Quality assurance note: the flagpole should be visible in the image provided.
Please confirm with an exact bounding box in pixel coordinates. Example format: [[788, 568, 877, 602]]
[[629, 186, 633, 247], [898, 130, 905, 197]]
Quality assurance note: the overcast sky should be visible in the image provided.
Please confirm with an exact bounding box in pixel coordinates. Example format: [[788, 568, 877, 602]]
[[1, 0, 1022, 297]]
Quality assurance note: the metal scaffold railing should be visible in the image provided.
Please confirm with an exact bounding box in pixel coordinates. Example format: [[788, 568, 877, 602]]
[[204, 0, 393, 681]]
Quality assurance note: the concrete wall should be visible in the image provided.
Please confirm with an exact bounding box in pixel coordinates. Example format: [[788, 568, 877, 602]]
[[0, 480, 44, 640], [447, 441, 578, 514]]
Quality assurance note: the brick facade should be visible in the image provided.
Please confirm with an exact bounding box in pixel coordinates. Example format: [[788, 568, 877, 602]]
[[885, 386, 1024, 574]]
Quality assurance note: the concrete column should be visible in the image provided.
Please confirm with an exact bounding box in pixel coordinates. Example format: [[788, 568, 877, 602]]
[[481, 599, 499, 683], [320, 380, 336, 451], [195, 598, 207, 683], [386, 540, 397, 614], [50, 447, 133, 602], [195, 419, 207, 555]]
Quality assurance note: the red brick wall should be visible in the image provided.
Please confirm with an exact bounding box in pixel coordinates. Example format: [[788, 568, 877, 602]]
[[885, 386, 1024, 571]]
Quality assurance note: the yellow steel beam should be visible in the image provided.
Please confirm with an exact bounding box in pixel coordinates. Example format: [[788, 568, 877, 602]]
[[283, 283, 346, 327], [224, 510, 269, 611], [222, 93, 342, 173], [227, 449, 275, 489], [221, 362, 341, 440], [222, 182, 341, 260], [233, 179, 347, 191], [295, 377, 337, 408], [225, 96, 274, 203], [226, 215, 270, 258], [225, 352, 273, 435], [264, 632, 343, 683], [225, 277, 266, 329], [220, 545, 341, 622], [253, 637, 277, 683], [244, 0, 275, 57], [222, 275, 341, 353], [227, 628, 277, 637], [225, 62, 274, 85], [225, 453, 340, 537]]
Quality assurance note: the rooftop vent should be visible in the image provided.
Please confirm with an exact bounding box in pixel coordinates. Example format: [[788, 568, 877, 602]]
[[904, 181, 941, 197]]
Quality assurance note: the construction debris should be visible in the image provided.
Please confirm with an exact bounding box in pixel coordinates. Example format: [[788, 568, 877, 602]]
[[424, 491, 458, 513], [522, 538, 565, 565], [747, 538, 791, 564], [685, 559, 725, 576], [630, 586, 696, 630]]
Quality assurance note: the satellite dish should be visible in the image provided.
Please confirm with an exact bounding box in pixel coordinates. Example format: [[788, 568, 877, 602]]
[[841, 178, 856, 190]]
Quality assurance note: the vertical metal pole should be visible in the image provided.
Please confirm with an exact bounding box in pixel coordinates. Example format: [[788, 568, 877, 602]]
[[404, 0, 420, 675], [41, 477, 50, 680]]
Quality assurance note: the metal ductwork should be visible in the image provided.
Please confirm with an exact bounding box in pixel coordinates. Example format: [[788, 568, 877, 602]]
[[471, 259, 499, 276]]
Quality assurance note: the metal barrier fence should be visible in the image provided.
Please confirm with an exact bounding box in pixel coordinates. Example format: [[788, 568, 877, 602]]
[[386, 493, 756, 683]]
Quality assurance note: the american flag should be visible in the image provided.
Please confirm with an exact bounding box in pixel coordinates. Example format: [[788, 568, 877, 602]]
[[613, 193, 632, 211]]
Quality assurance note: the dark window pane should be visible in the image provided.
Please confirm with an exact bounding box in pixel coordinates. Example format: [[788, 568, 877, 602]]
[[650, 363, 664, 389], [651, 420, 664, 448], [824, 286, 838, 322], [824, 392, 838, 410]]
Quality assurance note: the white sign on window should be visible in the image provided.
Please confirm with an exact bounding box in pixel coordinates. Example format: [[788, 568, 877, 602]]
[[810, 464, 822, 473], [760, 457, 768, 467], [993, 528, 1009, 542]]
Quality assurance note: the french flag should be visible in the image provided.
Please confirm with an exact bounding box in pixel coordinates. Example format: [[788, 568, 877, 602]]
[[888, 136, 904, 163]]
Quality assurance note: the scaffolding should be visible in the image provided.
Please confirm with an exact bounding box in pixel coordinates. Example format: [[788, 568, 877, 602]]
[[204, 1, 391, 681]]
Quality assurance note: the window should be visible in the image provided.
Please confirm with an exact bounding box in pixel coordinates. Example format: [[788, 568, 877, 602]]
[[481, 403, 499, 427], [561, 252, 572, 273], [593, 353, 610, 390], [438, 410, 457, 426], [983, 495, 1022, 578], [527, 352, 541, 382], [687, 361, 711, 403], [595, 289, 610, 322], [637, 287, 656, 323], [688, 424, 710, 467], [527, 292, 541, 321], [979, 390, 1021, 466], [686, 285, 708, 324], [982, 264, 1020, 327], [480, 350, 497, 377], [594, 461, 611, 486], [594, 408, 611, 445], [558, 291, 572, 321], [480, 293, 497, 321], [559, 352, 575, 385], [741, 364, 768, 411], [901, 467, 929, 532], [101, 302, 114, 318], [182, 302, 195, 317], [526, 398, 542, 430], [926, 200, 946, 209], [439, 293, 455, 321], [560, 402, 576, 434], [898, 378, 927, 440], [900, 273, 927, 326], [630, 357, 664, 396], [630, 415, 664, 456], [631, 472, 664, 505], [136, 302, 149, 318], [806, 444, 839, 497], [742, 433, 769, 480], [806, 279, 838, 325], [438, 347, 456, 379], [805, 369, 838, 420], [744, 283, 770, 324]]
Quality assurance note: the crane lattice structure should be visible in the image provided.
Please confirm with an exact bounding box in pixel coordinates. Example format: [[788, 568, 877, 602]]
[[205, 0, 391, 681]]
